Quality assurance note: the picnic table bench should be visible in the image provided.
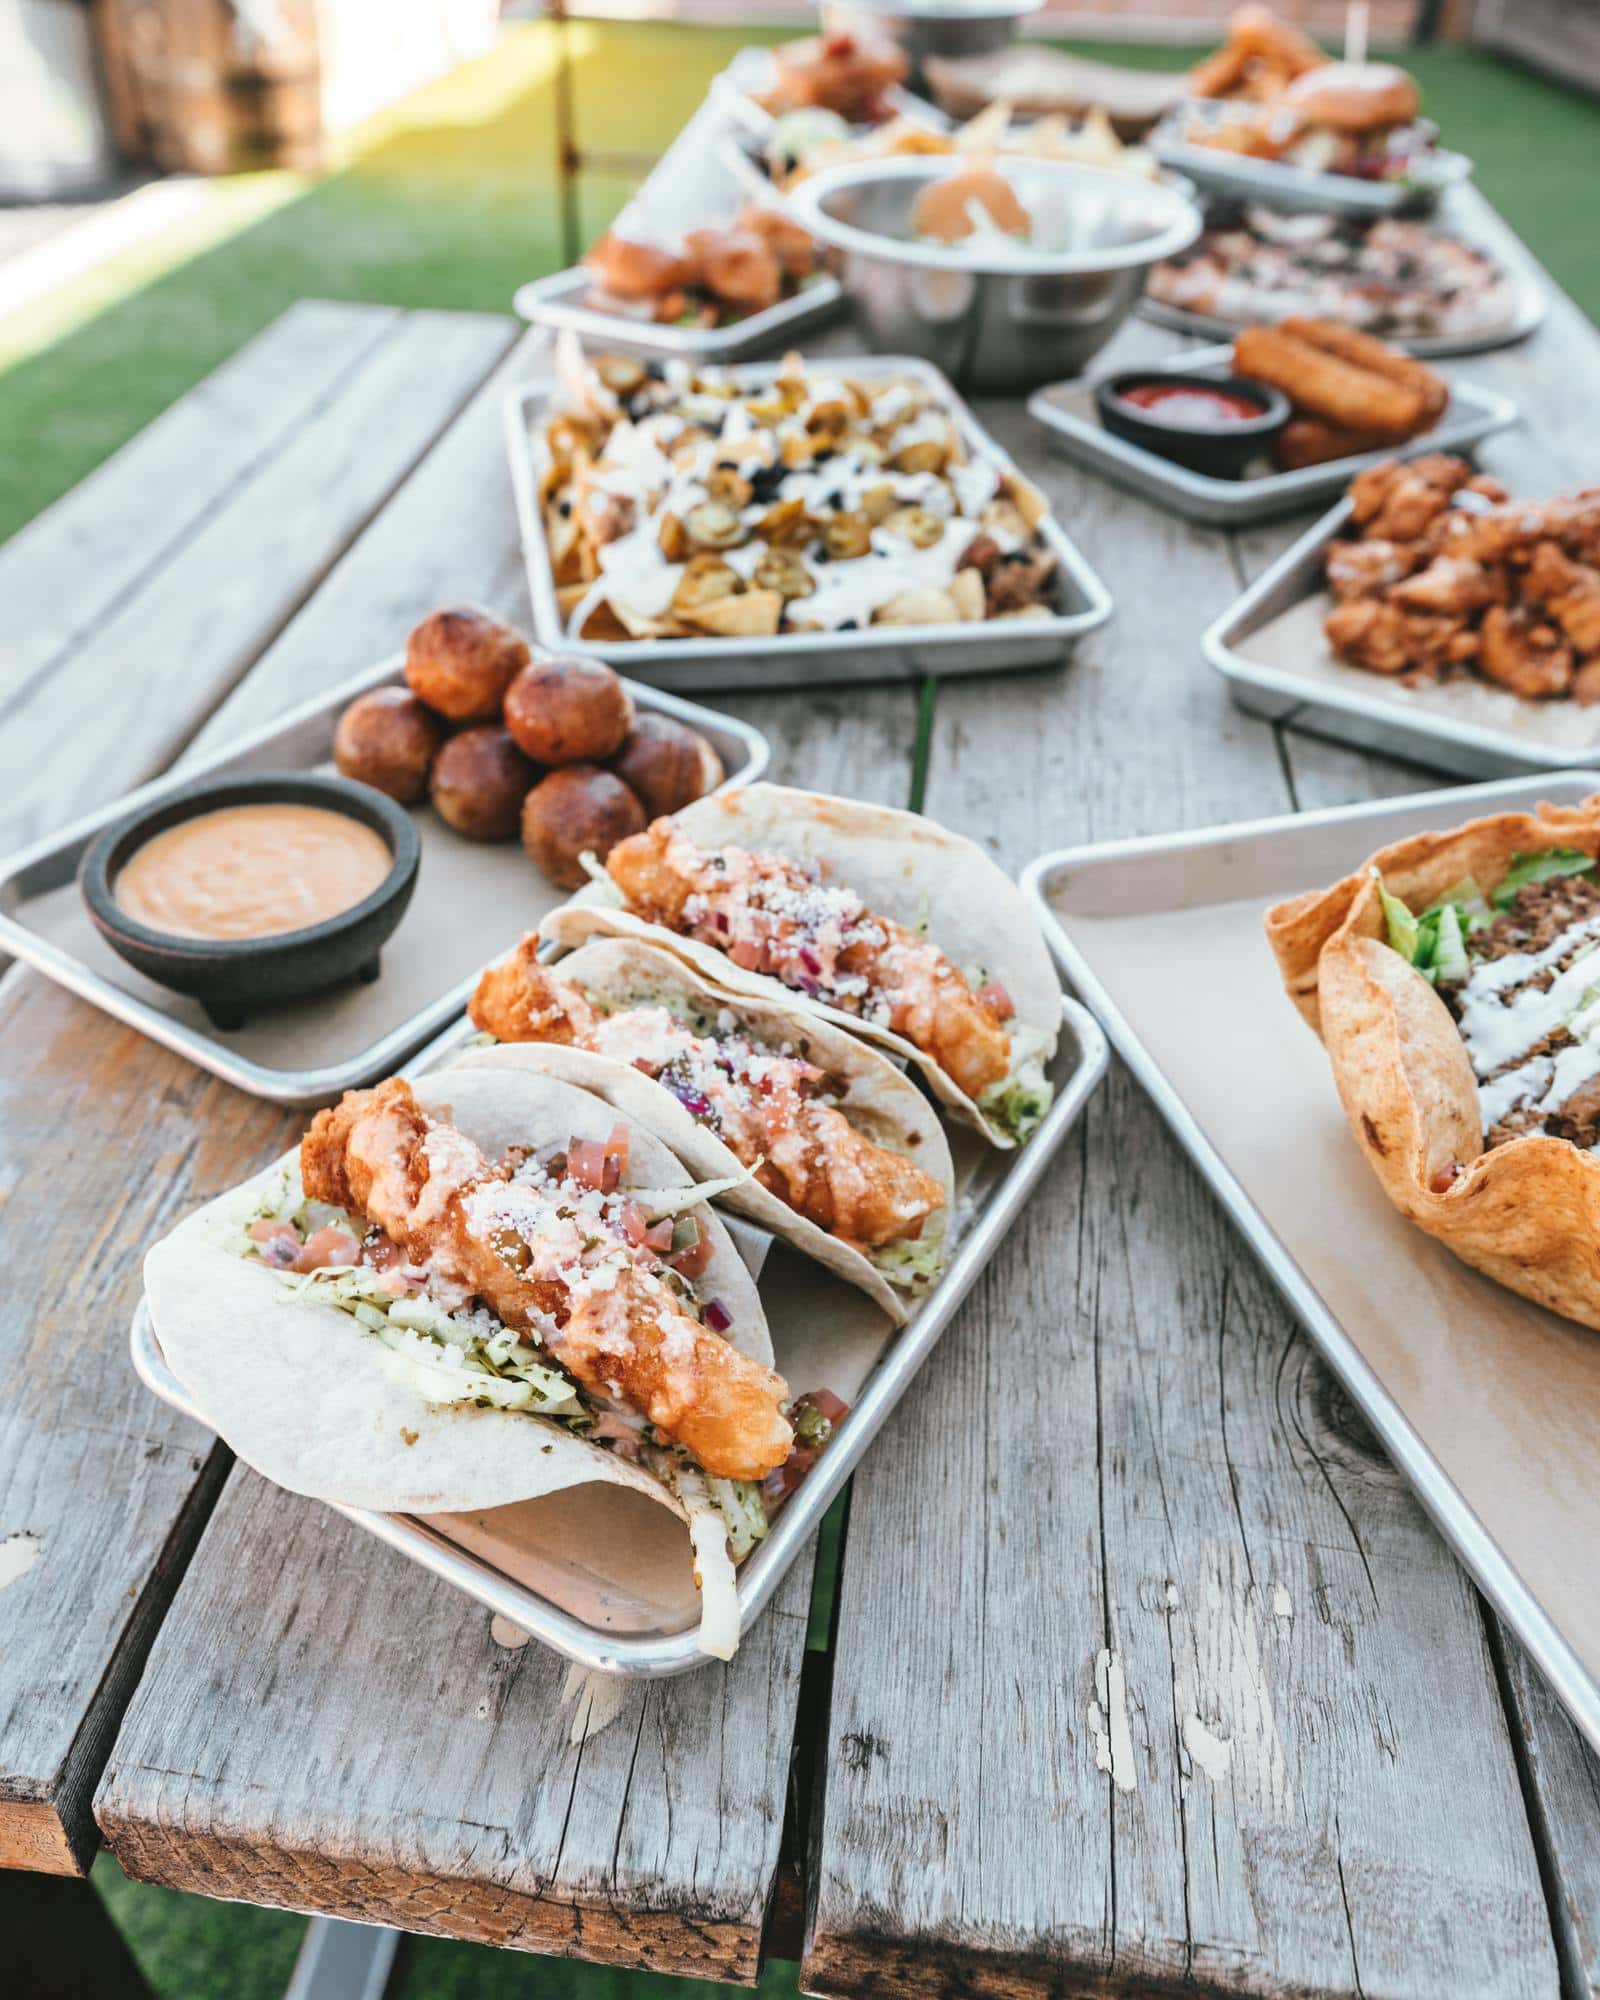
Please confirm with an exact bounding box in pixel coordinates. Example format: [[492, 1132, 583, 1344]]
[[3, 184, 1599, 2000]]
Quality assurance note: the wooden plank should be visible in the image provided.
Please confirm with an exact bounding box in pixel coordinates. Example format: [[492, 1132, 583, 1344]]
[[98, 1472, 814, 1979], [0, 301, 400, 713], [94, 322, 924, 1963], [0, 306, 513, 1876], [804, 321, 1560, 2000], [0, 974, 302, 1876], [1497, 1633, 1600, 1999], [0, 305, 515, 854]]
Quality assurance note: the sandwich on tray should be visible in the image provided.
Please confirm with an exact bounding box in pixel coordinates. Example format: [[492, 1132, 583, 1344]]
[[1267, 797, 1600, 1328], [546, 782, 1064, 1146]]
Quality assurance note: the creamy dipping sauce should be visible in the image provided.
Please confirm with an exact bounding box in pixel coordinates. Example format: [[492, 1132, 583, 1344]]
[[115, 803, 393, 942]]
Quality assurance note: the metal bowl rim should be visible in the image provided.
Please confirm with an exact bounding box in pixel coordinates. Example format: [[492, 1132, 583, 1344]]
[[788, 153, 1202, 275]]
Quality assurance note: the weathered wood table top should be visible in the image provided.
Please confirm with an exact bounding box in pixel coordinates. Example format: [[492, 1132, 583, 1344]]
[[2, 186, 1599, 1999]]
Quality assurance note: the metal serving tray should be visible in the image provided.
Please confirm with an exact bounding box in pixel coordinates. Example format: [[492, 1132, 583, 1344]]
[[130, 993, 1109, 1677], [1204, 497, 1600, 778], [1023, 773, 1600, 1754], [1029, 342, 1517, 527], [506, 353, 1114, 693], [0, 661, 766, 1105], [708, 47, 949, 147], [1148, 115, 1472, 220], [513, 265, 845, 363], [1138, 249, 1547, 361]]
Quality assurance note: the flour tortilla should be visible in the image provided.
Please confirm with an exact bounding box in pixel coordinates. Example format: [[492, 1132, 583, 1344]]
[[459, 935, 955, 1324], [143, 1066, 772, 1518], [1265, 795, 1600, 1331], [547, 783, 1061, 1146]]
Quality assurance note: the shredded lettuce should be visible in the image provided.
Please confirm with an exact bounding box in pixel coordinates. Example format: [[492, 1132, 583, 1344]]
[[663, 1462, 743, 1660], [628, 1167, 753, 1220], [871, 1228, 948, 1287], [1375, 869, 1483, 986], [707, 1476, 769, 1560], [1492, 849, 1597, 911], [577, 850, 626, 905], [979, 1024, 1055, 1143]]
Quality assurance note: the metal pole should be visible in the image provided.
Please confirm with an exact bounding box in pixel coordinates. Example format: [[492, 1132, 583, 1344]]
[[284, 1915, 400, 2000]]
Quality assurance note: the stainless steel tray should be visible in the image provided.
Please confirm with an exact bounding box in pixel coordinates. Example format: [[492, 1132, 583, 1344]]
[[1138, 242, 1547, 360], [130, 992, 1109, 1676], [0, 661, 767, 1104], [1024, 774, 1600, 1754], [707, 48, 949, 147], [513, 265, 845, 362], [1204, 497, 1600, 777], [1149, 116, 1472, 220], [1028, 342, 1517, 526], [506, 353, 1114, 692]]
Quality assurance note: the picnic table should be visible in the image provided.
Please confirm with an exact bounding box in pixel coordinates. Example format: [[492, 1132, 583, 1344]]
[[4, 183, 1600, 2000]]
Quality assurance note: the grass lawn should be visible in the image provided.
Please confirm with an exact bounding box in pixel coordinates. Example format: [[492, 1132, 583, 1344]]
[[2, 22, 1599, 545], [17, 16, 1596, 1997]]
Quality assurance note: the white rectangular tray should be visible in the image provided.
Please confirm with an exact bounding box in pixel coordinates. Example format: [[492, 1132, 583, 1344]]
[[1025, 773, 1600, 1754], [513, 264, 845, 363], [0, 661, 766, 1104], [1205, 498, 1600, 777], [132, 994, 1109, 1676], [1029, 343, 1517, 526], [507, 353, 1114, 692]]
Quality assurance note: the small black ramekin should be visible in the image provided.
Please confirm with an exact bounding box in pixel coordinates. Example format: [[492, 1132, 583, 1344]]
[[1094, 369, 1290, 479], [79, 771, 420, 1030]]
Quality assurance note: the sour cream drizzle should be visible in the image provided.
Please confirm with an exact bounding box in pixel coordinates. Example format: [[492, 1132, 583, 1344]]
[[1456, 914, 1600, 1129]]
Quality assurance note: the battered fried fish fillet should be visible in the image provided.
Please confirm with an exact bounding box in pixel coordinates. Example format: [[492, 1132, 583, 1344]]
[[470, 940, 947, 1250], [302, 1078, 793, 1481], [604, 820, 1014, 1101]]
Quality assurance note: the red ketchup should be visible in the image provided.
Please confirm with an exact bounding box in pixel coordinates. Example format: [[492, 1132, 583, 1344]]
[[1117, 382, 1265, 429]]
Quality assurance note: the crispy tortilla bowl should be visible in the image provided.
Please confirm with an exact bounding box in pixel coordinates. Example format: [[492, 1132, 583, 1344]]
[[1265, 796, 1600, 1330]]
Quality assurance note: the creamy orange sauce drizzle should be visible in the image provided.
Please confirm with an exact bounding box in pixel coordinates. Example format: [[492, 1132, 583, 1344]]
[[115, 803, 392, 942]]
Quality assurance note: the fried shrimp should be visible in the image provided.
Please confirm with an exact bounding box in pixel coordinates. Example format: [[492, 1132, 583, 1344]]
[[301, 1079, 793, 1480], [604, 820, 1014, 1101], [469, 939, 948, 1250]]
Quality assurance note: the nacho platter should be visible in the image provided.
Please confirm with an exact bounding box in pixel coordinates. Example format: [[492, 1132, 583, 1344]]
[[131, 990, 1108, 1677], [1024, 773, 1600, 1754], [505, 355, 1114, 692]]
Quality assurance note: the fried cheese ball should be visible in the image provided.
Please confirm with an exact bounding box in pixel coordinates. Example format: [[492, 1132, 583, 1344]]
[[333, 687, 443, 804], [429, 726, 536, 841], [504, 655, 634, 765], [521, 765, 645, 888], [607, 712, 724, 818], [405, 608, 530, 723]]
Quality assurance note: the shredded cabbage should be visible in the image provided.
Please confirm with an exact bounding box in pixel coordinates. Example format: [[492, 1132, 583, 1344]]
[[871, 1228, 948, 1288], [707, 1475, 769, 1560], [577, 851, 626, 905], [980, 1023, 1055, 1143], [629, 1167, 753, 1220], [664, 1462, 743, 1660]]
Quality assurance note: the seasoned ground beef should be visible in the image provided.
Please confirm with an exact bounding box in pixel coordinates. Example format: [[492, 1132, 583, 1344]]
[[1471, 872, 1600, 963], [1439, 866, 1600, 1150]]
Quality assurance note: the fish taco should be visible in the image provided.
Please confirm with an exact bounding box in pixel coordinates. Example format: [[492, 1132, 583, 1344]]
[[145, 1065, 819, 1658], [547, 782, 1061, 1147], [464, 932, 955, 1322]]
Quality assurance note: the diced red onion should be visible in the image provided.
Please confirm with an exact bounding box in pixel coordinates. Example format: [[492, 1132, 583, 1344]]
[[704, 1298, 732, 1334]]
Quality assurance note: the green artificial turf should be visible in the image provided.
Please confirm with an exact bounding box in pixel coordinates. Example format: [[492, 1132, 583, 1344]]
[[43, 18, 1600, 1998]]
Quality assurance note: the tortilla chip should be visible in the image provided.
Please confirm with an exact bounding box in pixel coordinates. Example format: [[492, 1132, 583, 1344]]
[[1008, 474, 1050, 531], [875, 587, 959, 626], [1264, 795, 1600, 1330], [950, 567, 986, 621], [679, 589, 784, 637]]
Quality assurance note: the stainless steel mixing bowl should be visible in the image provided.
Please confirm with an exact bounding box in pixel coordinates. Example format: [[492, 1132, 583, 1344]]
[[788, 154, 1202, 393]]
